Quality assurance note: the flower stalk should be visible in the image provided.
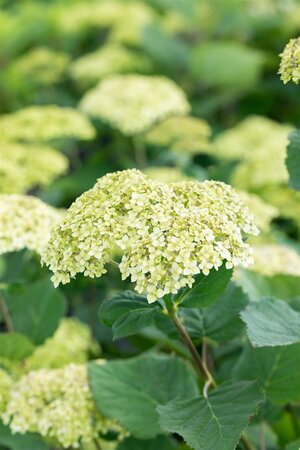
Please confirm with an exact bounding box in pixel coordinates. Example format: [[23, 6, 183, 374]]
[[165, 299, 256, 450], [0, 292, 14, 332], [166, 303, 216, 389]]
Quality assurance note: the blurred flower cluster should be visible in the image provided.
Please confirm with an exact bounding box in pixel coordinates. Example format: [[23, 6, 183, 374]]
[[80, 75, 190, 136], [25, 318, 100, 371], [2, 363, 123, 449], [250, 244, 300, 277], [0, 195, 62, 255]]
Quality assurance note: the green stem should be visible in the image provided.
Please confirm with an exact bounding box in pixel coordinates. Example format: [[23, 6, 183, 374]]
[[0, 291, 14, 332], [166, 304, 216, 388], [241, 435, 257, 450], [93, 438, 102, 450], [132, 135, 148, 168], [166, 302, 256, 450], [109, 259, 119, 268]]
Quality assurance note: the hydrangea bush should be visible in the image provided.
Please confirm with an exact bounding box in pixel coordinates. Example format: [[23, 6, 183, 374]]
[[0, 4, 300, 450]]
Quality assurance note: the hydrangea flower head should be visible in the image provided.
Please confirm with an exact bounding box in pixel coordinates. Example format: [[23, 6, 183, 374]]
[[144, 166, 190, 184], [145, 116, 211, 155], [279, 37, 300, 84], [237, 191, 278, 233], [0, 195, 63, 255], [212, 116, 293, 188], [0, 141, 68, 194], [80, 75, 190, 135], [26, 318, 100, 370], [10, 47, 70, 85], [0, 105, 95, 143], [0, 369, 12, 414], [71, 44, 152, 88], [42, 169, 258, 303], [57, 0, 155, 43], [250, 244, 300, 277], [2, 364, 122, 449]]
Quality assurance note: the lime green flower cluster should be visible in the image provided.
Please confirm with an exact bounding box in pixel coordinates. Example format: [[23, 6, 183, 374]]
[[237, 191, 278, 233], [80, 75, 190, 136], [279, 37, 300, 84], [250, 245, 300, 277], [26, 318, 100, 371], [42, 169, 258, 303], [144, 167, 190, 184], [213, 116, 293, 189], [9, 47, 70, 85], [106, 2, 156, 46], [57, 0, 155, 44], [0, 369, 13, 415], [261, 185, 300, 231], [0, 141, 68, 194], [2, 364, 122, 449], [56, 1, 122, 33], [0, 105, 95, 143], [145, 116, 211, 155], [71, 44, 152, 88], [0, 195, 62, 255]]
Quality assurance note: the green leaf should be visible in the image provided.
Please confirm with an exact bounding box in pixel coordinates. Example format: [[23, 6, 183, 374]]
[[286, 130, 300, 191], [117, 436, 177, 450], [0, 422, 49, 450], [0, 333, 34, 360], [234, 343, 300, 405], [158, 381, 264, 450], [175, 265, 233, 308], [190, 41, 264, 89], [286, 438, 300, 450], [4, 278, 66, 345], [237, 269, 300, 301], [99, 291, 161, 340], [241, 298, 300, 347], [88, 353, 198, 439], [141, 24, 188, 70], [179, 283, 248, 341]]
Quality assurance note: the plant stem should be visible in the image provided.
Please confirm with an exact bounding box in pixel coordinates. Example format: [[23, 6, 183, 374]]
[[241, 435, 257, 450], [167, 306, 216, 388], [109, 259, 119, 268], [166, 302, 256, 450], [93, 438, 102, 450], [259, 423, 266, 450], [0, 291, 14, 332], [132, 135, 148, 168]]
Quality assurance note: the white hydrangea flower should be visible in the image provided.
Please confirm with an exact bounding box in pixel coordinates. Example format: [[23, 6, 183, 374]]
[[144, 167, 190, 184], [0, 195, 63, 255], [80, 75, 190, 135], [279, 37, 300, 84], [9, 47, 70, 85], [212, 116, 293, 189], [237, 191, 278, 233], [57, 0, 155, 44], [0, 105, 95, 143], [25, 318, 100, 371], [260, 185, 300, 231], [145, 115, 212, 155], [0, 369, 13, 415], [70, 44, 152, 88], [2, 364, 122, 449], [107, 2, 156, 46], [42, 169, 258, 303], [0, 141, 68, 194], [250, 244, 300, 277]]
